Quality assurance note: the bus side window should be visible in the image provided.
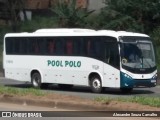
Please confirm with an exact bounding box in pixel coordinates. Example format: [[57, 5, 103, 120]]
[[13, 38, 20, 54], [94, 39, 103, 60], [26, 39, 32, 54], [19, 38, 25, 54], [80, 37, 87, 56], [6, 38, 13, 54], [66, 40, 73, 55], [33, 40, 39, 54], [87, 37, 103, 60], [48, 39, 55, 54], [105, 42, 119, 68], [55, 38, 65, 55], [39, 38, 47, 55], [87, 40, 91, 56], [88, 38, 98, 58], [73, 37, 85, 56]]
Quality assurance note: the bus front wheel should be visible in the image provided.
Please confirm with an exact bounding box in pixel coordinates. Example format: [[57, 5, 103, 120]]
[[90, 76, 102, 93]]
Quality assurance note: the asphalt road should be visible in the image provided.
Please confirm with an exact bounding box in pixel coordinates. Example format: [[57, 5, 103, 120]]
[[0, 77, 160, 100]]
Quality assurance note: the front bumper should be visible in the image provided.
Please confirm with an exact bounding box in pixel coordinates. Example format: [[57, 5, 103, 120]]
[[120, 72, 157, 88]]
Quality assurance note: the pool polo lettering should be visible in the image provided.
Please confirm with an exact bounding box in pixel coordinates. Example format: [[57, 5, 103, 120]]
[[47, 60, 81, 68]]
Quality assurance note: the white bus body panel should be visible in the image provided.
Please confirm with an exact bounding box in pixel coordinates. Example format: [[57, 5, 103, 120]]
[[4, 55, 120, 87], [103, 64, 120, 88]]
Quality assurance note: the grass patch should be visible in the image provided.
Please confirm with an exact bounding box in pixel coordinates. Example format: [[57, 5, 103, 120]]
[[95, 97, 113, 104], [126, 96, 160, 107], [95, 96, 160, 108], [0, 86, 45, 96]]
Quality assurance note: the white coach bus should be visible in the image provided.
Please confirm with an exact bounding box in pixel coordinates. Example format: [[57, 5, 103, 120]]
[[3, 29, 157, 93]]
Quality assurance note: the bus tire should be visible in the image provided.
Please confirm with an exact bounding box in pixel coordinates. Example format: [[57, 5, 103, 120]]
[[120, 88, 133, 93], [90, 76, 102, 93], [31, 72, 42, 89]]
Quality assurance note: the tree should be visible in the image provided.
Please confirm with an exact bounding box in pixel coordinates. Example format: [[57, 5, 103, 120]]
[[5, 0, 25, 31], [95, 0, 160, 33], [51, 0, 94, 27], [151, 27, 160, 45]]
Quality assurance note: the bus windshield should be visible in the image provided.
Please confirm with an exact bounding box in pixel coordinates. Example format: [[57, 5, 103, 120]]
[[120, 37, 156, 73]]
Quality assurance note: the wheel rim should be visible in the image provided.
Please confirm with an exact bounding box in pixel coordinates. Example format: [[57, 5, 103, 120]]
[[93, 79, 101, 89], [33, 76, 40, 87]]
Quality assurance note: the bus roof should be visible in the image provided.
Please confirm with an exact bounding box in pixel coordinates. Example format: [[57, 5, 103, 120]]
[[4, 28, 149, 39], [35, 28, 96, 33]]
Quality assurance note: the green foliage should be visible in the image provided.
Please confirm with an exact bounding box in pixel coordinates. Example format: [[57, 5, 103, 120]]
[[127, 96, 160, 107], [94, 0, 160, 33], [51, 0, 94, 27], [0, 26, 12, 44], [154, 46, 160, 70], [151, 27, 160, 46], [95, 97, 112, 104], [19, 17, 58, 32], [5, 0, 26, 31], [150, 27, 160, 70]]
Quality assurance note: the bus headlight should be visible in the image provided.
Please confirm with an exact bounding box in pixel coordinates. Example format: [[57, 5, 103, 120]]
[[121, 72, 133, 87], [152, 74, 157, 80], [124, 73, 132, 79], [151, 74, 157, 84]]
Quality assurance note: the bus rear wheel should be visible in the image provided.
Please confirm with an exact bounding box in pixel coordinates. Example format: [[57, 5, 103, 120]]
[[31, 72, 48, 89], [31, 72, 41, 89], [90, 76, 102, 93]]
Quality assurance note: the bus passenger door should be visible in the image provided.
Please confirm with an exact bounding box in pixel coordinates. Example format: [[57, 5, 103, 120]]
[[103, 42, 120, 88]]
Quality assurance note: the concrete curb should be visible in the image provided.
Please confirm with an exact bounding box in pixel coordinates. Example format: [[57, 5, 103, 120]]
[[0, 95, 116, 111]]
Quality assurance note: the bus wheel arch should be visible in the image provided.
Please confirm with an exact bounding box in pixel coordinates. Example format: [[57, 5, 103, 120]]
[[89, 72, 103, 93], [31, 70, 40, 78], [31, 70, 41, 89], [30, 70, 48, 89]]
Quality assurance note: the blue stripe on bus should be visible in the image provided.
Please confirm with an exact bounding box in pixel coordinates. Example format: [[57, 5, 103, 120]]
[[120, 72, 156, 88]]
